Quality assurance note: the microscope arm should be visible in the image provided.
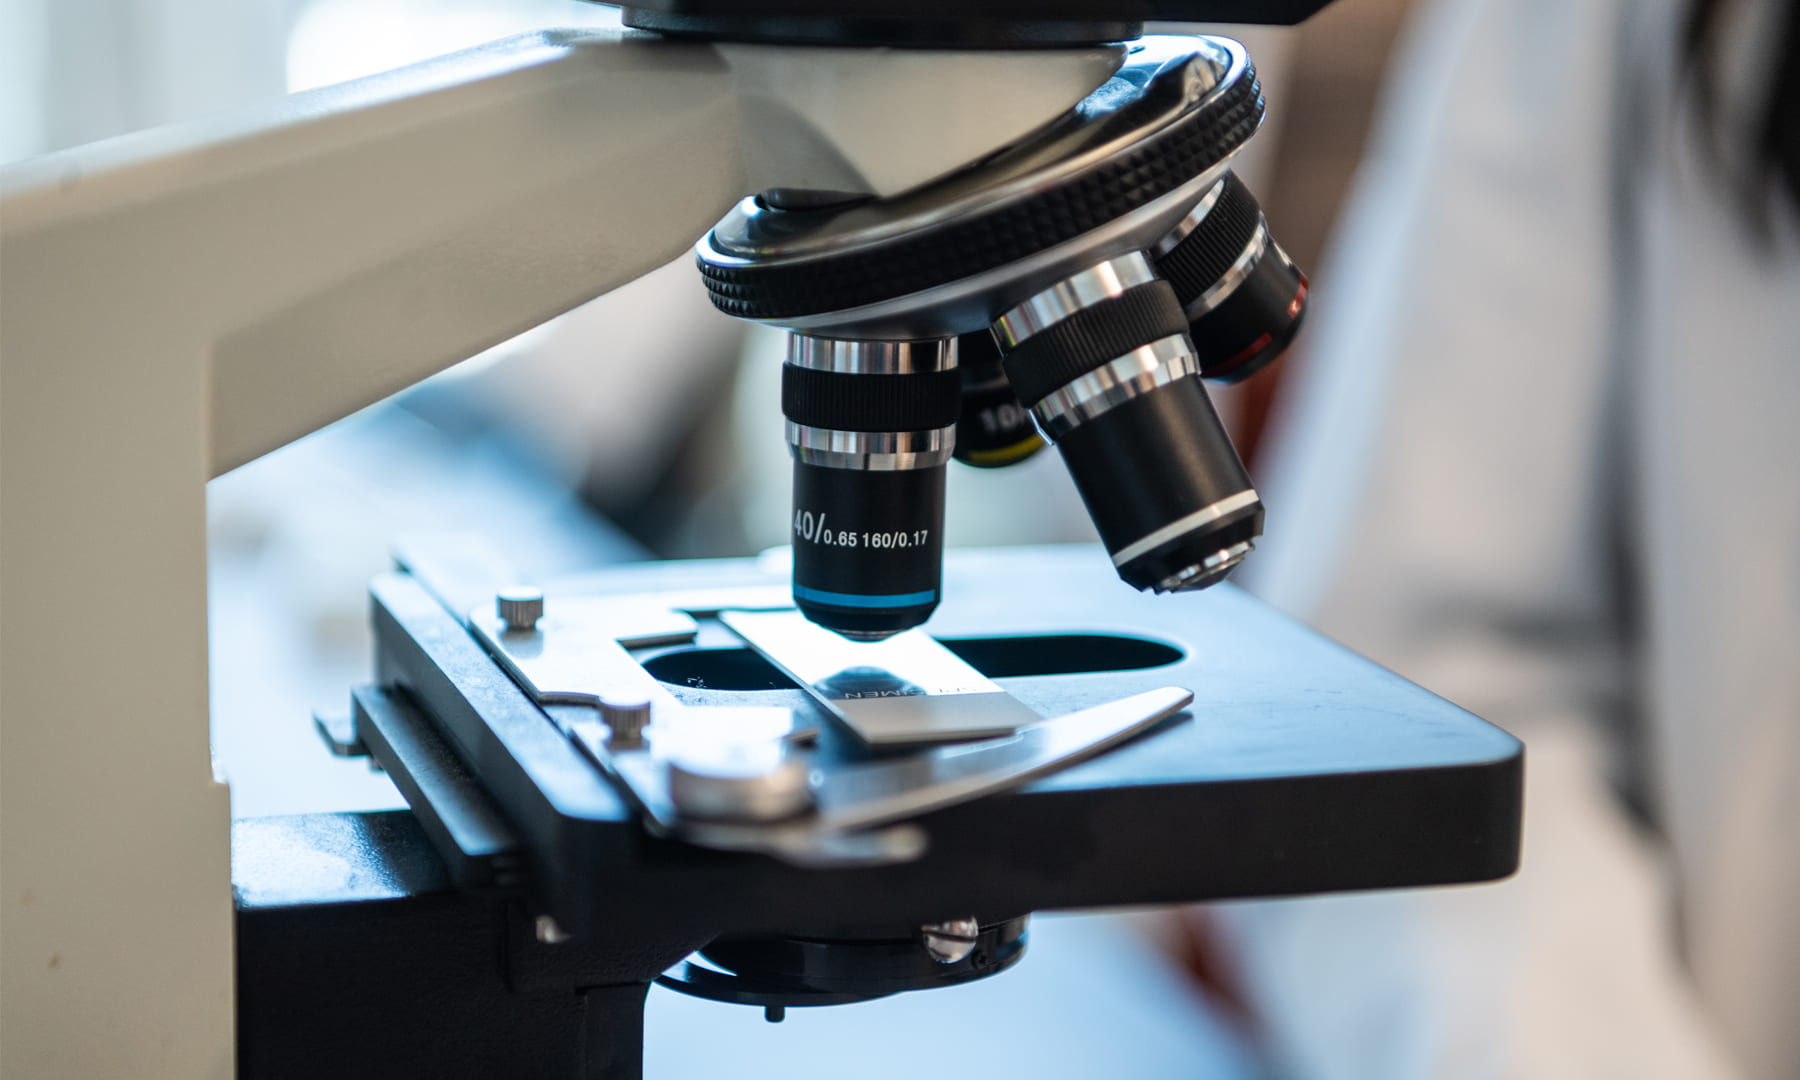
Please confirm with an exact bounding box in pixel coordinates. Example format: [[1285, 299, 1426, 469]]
[[0, 30, 1116, 1078], [2, 28, 1118, 474]]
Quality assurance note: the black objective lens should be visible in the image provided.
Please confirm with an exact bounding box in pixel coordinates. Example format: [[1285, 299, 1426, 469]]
[[994, 252, 1262, 593], [782, 336, 960, 640], [952, 331, 1044, 469], [1153, 171, 1308, 384]]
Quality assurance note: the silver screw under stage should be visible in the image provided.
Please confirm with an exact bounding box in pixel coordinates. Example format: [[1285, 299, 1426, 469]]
[[920, 917, 981, 964], [534, 915, 572, 945]]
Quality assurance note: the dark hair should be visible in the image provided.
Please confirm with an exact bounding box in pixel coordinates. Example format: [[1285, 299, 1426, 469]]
[[1683, 0, 1800, 224]]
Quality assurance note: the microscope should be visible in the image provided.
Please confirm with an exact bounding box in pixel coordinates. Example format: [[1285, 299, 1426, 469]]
[[0, 3, 1522, 1078]]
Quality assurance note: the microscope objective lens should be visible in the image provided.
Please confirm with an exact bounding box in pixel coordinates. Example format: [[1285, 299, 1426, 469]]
[[1153, 171, 1309, 384], [781, 336, 959, 639], [992, 253, 1264, 593], [952, 330, 1045, 468]]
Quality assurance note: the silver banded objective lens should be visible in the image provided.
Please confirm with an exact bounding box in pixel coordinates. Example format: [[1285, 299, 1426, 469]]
[[991, 255, 1263, 593], [1152, 171, 1309, 384], [781, 335, 959, 640]]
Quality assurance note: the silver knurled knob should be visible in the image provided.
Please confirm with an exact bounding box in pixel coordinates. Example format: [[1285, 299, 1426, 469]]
[[666, 743, 813, 823], [496, 586, 544, 632], [600, 700, 652, 750]]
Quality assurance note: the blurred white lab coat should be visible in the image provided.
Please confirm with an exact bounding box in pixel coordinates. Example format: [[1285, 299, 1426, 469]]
[[1221, 0, 1800, 1077]]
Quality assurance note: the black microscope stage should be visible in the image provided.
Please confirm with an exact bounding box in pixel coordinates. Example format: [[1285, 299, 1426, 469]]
[[234, 543, 1520, 1079]]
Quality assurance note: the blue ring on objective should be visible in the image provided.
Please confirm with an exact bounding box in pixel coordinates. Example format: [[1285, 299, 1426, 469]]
[[792, 585, 938, 609]]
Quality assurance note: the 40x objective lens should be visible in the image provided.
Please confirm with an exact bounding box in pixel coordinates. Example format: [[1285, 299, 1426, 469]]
[[782, 336, 959, 640], [994, 253, 1262, 593]]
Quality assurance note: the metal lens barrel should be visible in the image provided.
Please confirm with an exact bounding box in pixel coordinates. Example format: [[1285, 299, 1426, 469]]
[[1152, 171, 1308, 384], [993, 253, 1262, 593], [782, 336, 959, 640]]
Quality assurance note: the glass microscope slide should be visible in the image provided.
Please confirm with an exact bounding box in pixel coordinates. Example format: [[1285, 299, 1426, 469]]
[[720, 610, 1042, 746]]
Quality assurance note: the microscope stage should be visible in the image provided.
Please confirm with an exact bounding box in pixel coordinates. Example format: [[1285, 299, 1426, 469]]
[[234, 543, 1519, 1077], [334, 543, 1521, 945]]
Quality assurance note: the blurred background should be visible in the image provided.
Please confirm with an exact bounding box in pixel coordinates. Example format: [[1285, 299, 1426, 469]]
[[5, 0, 1793, 1076]]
